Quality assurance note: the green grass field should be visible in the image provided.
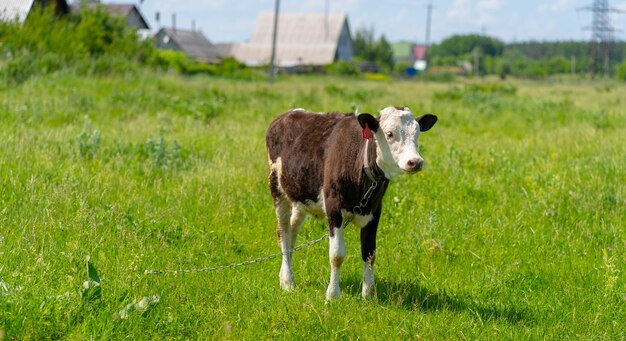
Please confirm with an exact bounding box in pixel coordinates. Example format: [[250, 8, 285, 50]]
[[1, 71, 624, 339]]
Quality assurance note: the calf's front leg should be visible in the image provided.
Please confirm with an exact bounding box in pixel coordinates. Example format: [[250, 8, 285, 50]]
[[360, 208, 381, 299], [326, 211, 345, 300]]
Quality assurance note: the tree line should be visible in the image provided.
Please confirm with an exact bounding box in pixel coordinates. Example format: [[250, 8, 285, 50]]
[[353, 28, 626, 80]]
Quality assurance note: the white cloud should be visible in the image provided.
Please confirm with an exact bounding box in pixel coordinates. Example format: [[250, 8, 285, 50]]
[[447, 0, 471, 20], [331, 0, 364, 13], [614, 1, 626, 10], [444, 0, 504, 35], [478, 0, 502, 11], [538, 0, 573, 13]]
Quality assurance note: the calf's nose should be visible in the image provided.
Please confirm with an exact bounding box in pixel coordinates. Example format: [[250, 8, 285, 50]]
[[406, 158, 424, 172]]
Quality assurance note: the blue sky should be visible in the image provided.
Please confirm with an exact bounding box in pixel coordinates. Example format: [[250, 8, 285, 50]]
[[117, 0, 626, 43]]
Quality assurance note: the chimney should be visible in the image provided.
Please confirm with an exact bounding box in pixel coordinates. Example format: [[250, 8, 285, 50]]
[[172, 13, 176, 33], [192, 19, 196, 33]]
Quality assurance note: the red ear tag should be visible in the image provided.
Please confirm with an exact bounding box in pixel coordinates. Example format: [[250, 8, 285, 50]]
[[362, 122, 374, 140]]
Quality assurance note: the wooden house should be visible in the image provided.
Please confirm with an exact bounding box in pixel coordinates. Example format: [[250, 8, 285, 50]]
[[155, 27, 222, 64], [232, 12, 354, 67], [0, 0, 69, 22], [70, 3, 149, 30]]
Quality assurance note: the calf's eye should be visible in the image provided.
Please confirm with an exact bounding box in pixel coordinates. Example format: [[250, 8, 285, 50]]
[[385, 131, 393, 139]]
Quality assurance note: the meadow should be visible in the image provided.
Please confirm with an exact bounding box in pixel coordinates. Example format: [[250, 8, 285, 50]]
[[0, 70, 624, 339]]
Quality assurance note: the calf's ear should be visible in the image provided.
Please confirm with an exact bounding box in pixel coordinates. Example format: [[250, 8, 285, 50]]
[[416, 114, 438, 132], [357, 113, 380, 132]]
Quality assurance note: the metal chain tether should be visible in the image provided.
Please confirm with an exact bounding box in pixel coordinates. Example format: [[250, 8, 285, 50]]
[[144, 234, 328, 275], [352, 179, 378, 216], [145, 138, 384, 276]]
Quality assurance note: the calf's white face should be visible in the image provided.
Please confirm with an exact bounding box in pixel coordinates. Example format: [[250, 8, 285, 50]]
[[374, 107, 437, 178]]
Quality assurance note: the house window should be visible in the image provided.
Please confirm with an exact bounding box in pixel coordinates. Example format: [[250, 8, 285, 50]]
[[163, 35, 170, 44]]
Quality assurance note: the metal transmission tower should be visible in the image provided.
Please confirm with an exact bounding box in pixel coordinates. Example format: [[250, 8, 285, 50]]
[[578, 0, 623, 77]]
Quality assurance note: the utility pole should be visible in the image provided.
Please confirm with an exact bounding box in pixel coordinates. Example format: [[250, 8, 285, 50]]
[[325, 0, 329, 42], [269, 0, 280, 84], [473, 47, 480, 77], [578, 0, 623, 78], [422, 2, 433, 81]]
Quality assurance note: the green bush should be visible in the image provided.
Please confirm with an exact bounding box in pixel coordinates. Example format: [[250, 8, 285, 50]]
[[324, 61, 361, 76], [0, 4, 152, 85], [616, 61, 626, 81], [151, 51, 259, 79], [76, 116, 101, 160], [1, 53, 37, 84], [215, 57, 260, 80], [433, 82, 518, 102], [144, 137, 183, 171], [393, 60, 411, 76], [1, 4, 256, 81], [74, 55, 141, 76], [426, 71, 456, 82], [151, 49, 194, 73]]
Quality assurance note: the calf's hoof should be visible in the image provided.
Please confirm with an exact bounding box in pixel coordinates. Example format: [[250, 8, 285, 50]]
[[361, 285, 376, 300], [325, 285, 340, 301], [281, 281, 295, 292], [279, 272, 295, 291], [279, 277, 295, 291]]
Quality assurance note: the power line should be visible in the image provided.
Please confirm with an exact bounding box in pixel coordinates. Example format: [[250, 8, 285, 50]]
[[578, 0, 624, 77], [422, 1, 433, 81]]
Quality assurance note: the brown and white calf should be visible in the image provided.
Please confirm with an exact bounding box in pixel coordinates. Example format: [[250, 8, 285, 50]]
[[266, 107, 437, 300]]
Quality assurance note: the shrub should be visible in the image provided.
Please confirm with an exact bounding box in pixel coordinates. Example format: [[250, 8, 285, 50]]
[[0, 5, 152, 84], [616, 61, 626, 81], [433, 83, 517, 101], [393, 60, 412, 76], [150, 52, 259, 79], [213, 57, 260, 80], [144, 137, 184, 171], [77, 116, 101, 160], [151, 49, 196, 73], [324, 61, 361, 76], [426, 71, 456, 82], [0, 53, 37, 85]]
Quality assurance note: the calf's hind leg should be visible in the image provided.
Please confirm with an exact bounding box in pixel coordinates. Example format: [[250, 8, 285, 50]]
[[276, 199, 307, 291], [275, 197, 294, 290]]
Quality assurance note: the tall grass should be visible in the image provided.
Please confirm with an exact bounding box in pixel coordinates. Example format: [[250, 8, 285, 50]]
[[0, 71, 624, 339]]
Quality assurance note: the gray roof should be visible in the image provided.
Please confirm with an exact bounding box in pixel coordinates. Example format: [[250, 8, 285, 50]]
[[0, 0, 68, 22], [70, 3, 149, 29], [215, 43, 235, 57], [157, 27, 223, 63], [1, 0, 37, 22], [233, 12, 351, 67]]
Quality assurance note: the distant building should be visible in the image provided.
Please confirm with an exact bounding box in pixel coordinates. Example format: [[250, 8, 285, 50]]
[[70, 2, 149, 38], [215, 43, 235, 58], [232, 12, 353, 67], [391, 41, 414, 63], [390, 42, 428, 64], [0, 0, 69, 23], [103, 4, 148, 30], [412, 44, 427, 63], [155, 27, 223, 64], [390, 42, 431, 76]]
